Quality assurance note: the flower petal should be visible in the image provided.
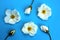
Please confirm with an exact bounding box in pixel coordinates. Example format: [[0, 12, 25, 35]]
[[5, 9, 11, 16], [22, 26, 29, 34], [9, 19, 16, 24], [4, 16, 10, 23], [24, 7, 31, 14], [38, 13, 48, 20], [29, 30, 36, 36], [40, 25, 48, 32]]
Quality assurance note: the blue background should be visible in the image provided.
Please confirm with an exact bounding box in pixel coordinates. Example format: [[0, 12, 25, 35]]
[[0, 0, 60, 40]]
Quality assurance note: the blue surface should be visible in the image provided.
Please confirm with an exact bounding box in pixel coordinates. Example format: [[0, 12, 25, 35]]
[[0, 0, 60, 40]]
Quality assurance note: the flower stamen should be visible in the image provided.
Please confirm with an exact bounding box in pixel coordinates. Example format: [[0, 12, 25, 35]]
[[27, 26, 32, 31], [10, 15, 15, 19], [42, 10, 46, 14]]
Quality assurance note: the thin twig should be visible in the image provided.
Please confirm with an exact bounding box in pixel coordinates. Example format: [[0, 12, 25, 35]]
[[4, 35, 9, 40], [47, 32, 52, 40], [30, 0, 34, 6]]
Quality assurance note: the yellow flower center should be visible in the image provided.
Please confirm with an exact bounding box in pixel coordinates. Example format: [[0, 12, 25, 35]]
[[10, 15, 15, 19], [42, 10, 46, 14], [27, 26, 32, 31]]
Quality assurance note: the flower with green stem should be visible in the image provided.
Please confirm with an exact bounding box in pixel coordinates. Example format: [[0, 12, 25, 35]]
[[4, 30, 16, 40], [24, 0, 34, 14], [40, 25, 52, 40]]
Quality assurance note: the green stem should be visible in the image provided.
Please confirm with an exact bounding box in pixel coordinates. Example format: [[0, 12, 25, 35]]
[[4, 35, 9, 40], [30, 0, 34, 6], [47, 32, 52, 40]]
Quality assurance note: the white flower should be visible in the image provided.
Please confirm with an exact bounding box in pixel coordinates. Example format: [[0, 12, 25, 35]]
[[24, 6, 32, 14], [38, 4, 51, 20], [22, 22, 38, 36], [40, 25, 49, 32], [4, 9, 21, 24]]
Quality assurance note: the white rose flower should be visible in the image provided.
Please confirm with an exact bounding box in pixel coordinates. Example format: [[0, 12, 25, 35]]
[[40, 25, 49, 32], [22, 22, 38, 36], [4, 9, 21, 24], [38, 4, 52, 20], [24, 6, 32, 14]]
